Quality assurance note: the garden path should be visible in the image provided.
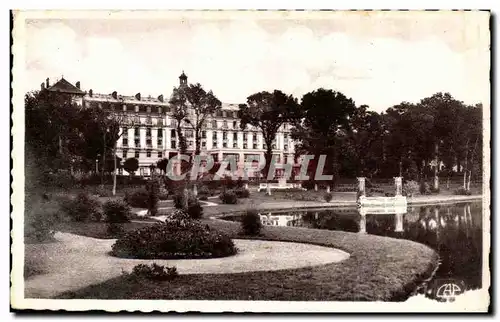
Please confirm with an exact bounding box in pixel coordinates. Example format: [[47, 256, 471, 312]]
[[25, 232, 349, 298]]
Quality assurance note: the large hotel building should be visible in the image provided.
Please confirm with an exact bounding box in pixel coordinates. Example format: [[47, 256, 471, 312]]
[[42, 72, 299, 177]]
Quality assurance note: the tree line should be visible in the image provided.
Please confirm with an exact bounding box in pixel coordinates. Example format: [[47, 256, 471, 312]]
[[25, 82, 483, 193]]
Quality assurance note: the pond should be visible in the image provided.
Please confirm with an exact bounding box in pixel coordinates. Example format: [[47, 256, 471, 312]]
[[222, 202, 483, 297]]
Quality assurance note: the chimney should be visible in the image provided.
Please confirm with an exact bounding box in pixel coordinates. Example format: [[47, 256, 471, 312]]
[[89, 89, 93, 97], [158, 94, 164, 102], [41, 82, 45, 90], [46, 78, 50, 88], [76, 81, 80, 89], [135, 93, 141, 100], [112, 91, 117, 99]]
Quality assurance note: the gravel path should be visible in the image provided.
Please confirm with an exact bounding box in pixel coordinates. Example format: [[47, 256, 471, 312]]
[[25, 232, 349, 298]]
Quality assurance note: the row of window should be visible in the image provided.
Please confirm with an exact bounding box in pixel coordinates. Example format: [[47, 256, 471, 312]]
[[122, 139, 289, 151], [122, 150, 163, 159], [86, 101, 167, 114], [122, 138, 163, 147], [124, 128, 163, 137]]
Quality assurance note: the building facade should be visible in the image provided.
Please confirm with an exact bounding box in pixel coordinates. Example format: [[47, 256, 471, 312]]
[[42, 72, 299, 177]]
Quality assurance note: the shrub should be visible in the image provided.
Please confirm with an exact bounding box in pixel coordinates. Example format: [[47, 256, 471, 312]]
[[219, 191, 238, 204], [419, 181, 431, 195], [95, 186, 113, 197], [44, 171, 74, 189], [187, 200, 203, 219], [281, 192, 319, 202], [454, 187, 472, 195], [25, 199, 61, 243], [173, 192, 185, 209], [240, 210, 262, 236], [302, 180, 316, 190], [103, 200, 131, 223], [274, 187, 306, 193], [403, 180, 419, 197], [173, 190, 199, 210], [111, 220, 237, 259], [106, 223, 125, 237], [335, 186, 357, 192], [323, 192, 333, 203], [131, 263, 178, 281], [158, 192, 169, 201], [124, 189, 149, 208], [430, 186, 440, 194], [145, 179, 160, 216], [234, 187, 250, 198], [222, 176, 236, 190], [162, 209, 192, 225], [235, 178, 245, 188], [197, 185, 211, 198], [60, 193, 102, 222], [199, 195, 208, 201]]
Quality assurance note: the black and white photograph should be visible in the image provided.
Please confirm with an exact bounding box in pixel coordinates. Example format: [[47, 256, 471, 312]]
[[10, 9, 490, 312]]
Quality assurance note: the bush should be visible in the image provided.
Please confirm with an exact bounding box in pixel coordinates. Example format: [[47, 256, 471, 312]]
[[323, 192, 333, 203], [25, 198, 61, 243], [131, 263, 178, 281], [222, 176, 237, 190], [219, 191, 238, 204], [95, 186, 113, 197], [173, 190, 199, 210], [173, 192, 184, 209], [124, 189, 149, 208], [302, 180, 316, 190], [103, 200, 131, 223], [145, 179, 160, 216], [158, 192, 169, 201], [454, 187, 472, 195], [430, 186, 440, 194], [419, 181, 431, 195], [403, 180, 419, 197], [187, 200, 203, 219], [234, 187, 250, 198], [240, 210, 262, 236], [199, 195, 208, 201], [281, 192, 320, 202], [60, 193, 102, 222], [111, 219, 237, 259], [44, 171, 74, 189], [106, 222, 125, 237], [335, 186, 357, 192], [197, 185, 211, 198]]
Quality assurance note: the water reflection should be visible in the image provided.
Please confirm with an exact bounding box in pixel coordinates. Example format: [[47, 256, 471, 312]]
[[223, 202, 483, 294]]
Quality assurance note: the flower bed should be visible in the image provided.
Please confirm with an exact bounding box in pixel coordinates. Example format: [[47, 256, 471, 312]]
[[111, 210, 237, 259]]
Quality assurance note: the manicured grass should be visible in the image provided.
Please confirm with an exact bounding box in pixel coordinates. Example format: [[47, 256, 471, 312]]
[[55, 218, 438, 301]]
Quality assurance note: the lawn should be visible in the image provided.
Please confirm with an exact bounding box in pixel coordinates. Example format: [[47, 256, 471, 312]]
[[53, 218, 438, 301]]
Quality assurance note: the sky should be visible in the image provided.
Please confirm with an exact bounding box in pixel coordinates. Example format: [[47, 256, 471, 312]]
[[22, 11, 490, 112]]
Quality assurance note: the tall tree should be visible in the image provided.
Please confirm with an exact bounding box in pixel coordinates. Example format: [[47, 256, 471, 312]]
[[238, 90, 299, 179], [291, 89, 357, 183], [169, 87, 189, 155], [182, 83, 222, 156]]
